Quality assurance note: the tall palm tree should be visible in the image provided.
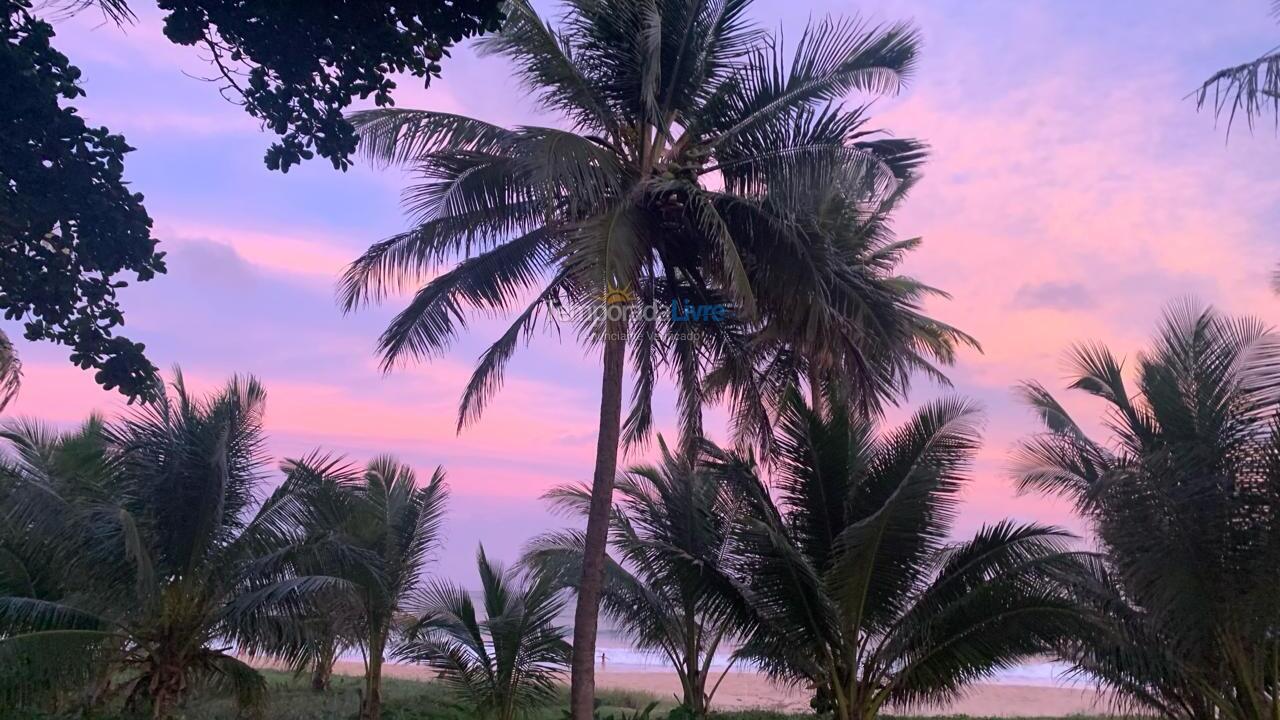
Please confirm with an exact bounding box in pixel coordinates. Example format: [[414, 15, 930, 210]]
[[0, 373, 358, 719], [341, 1, 927, 713], [709, 394, 1091, 720], [525, 438, 753, 717], [1013, 302, 1280, 720], [281, 453, 449, 720], [396, 546, 571, 720]]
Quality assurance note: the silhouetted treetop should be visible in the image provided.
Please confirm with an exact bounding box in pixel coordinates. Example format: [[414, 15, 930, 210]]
[[157, 0, 505, 171], [1, 0, 165, 400]]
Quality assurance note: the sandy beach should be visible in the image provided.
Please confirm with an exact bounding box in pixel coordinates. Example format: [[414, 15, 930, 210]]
[[329, 662, 1114, 716], [592, 671, 1114, 717]]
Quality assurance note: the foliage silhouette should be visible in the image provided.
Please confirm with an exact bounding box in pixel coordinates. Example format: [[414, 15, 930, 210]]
[[710, 394, 1091, 720], [0, 373, 364, 718], [1015, 302, 1280, 720], [341, 1, 942, 713]]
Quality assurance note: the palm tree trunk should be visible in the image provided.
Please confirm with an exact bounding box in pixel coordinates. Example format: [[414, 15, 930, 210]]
[[569, 320, 628, 720], [808, 363, 825, 418], [689, 666, 706, 718], [148, 653, 186, 720], [311, 648, 335, 692], [361, 630, 386, 720], [684, 606, 705, 717]]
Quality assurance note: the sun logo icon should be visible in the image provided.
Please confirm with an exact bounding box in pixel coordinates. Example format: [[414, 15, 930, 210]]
[[602, 283, 634, 306]]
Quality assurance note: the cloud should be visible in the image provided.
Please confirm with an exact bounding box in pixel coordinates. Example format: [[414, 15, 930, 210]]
[[1008, 280, 1090, 311], [160, 223, 356, 281], [1011, 281, 1096, 311], [163, 237, 259, 289]]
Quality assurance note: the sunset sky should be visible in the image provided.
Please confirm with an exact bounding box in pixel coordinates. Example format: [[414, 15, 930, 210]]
[[8, 0, 1279, 580]]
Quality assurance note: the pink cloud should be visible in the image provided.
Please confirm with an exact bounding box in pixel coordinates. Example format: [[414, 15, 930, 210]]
[[159, 222, 357, 281]]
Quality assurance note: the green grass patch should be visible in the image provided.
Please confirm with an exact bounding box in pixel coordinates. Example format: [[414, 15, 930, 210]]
[[9, 670, 671, 720]]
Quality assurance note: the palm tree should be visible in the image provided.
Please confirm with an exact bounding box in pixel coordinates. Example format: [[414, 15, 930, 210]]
[[281, 453, 449, 720], [0, 373, 358, 719], [705, 181, 977, 449], [297, 585, 361, 693], [525, 439, 753, 717], [271, 453, 364, 693], [1013, 302, 1280, 720], [341, 1, 928, 713], [708, 394, 1090, 720], [0, 415, 112, 712], [1196, 1, 1280, 132], [396, 546, 571, 720]]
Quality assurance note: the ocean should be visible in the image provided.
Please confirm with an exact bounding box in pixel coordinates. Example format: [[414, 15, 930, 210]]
[[591, 625, 1080, 686]]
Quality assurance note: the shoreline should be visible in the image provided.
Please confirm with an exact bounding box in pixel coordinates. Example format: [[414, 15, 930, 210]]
[[328, 662, 1116, 717]]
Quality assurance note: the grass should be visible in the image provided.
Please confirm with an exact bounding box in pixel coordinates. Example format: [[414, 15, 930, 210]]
[[10, 670, 675, 720], [184, 672, 670, 720], [9, 671, 1122, 720]]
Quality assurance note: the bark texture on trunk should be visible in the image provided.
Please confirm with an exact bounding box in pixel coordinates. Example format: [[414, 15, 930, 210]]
[[361, 631, 386, 720], [689, 667, 707, 718], [808, 363, 825, 419], [145, 656, 186, 720], [311, 652, 334, 692], [569, 320, 628, 720]]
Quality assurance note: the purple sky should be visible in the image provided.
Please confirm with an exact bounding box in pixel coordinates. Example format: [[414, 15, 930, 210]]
[[7, 0, 1280, 581]]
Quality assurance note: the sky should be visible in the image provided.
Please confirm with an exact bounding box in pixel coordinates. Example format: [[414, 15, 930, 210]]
[[7, 0, 1280, 582]]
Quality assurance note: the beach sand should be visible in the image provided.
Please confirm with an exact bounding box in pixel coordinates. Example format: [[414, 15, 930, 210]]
[[330, 662, 1115, 716], [592, 671, 1113, 717]]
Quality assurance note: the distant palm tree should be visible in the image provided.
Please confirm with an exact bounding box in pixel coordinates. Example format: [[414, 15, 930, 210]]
[[396, 546, 571, 720], [297, 585, 360, 693], [281, 453, 449, 720], [525, 439, 753, 717], [710, 395, 1090, 720], [0, 373, 358, 719], [1014, 302, 1280, 720], [0, 329, 21, 411], [1196, 1, 1280, 131], [341, 0, 928, 713], [273, 453, 366, 693]]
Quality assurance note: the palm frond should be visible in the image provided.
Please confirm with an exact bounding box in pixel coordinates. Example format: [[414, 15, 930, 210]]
[[473, 0, 620, 136], [372, 229, 558, 369], [351, 109, 514, 167], [45, 0, 136, 25], [829, 397, 981, 632], [0, 629, 123, 709], [1196, 49, 1280, 133], [701, 16, 920, 150], [457, 272, 573, 431]]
